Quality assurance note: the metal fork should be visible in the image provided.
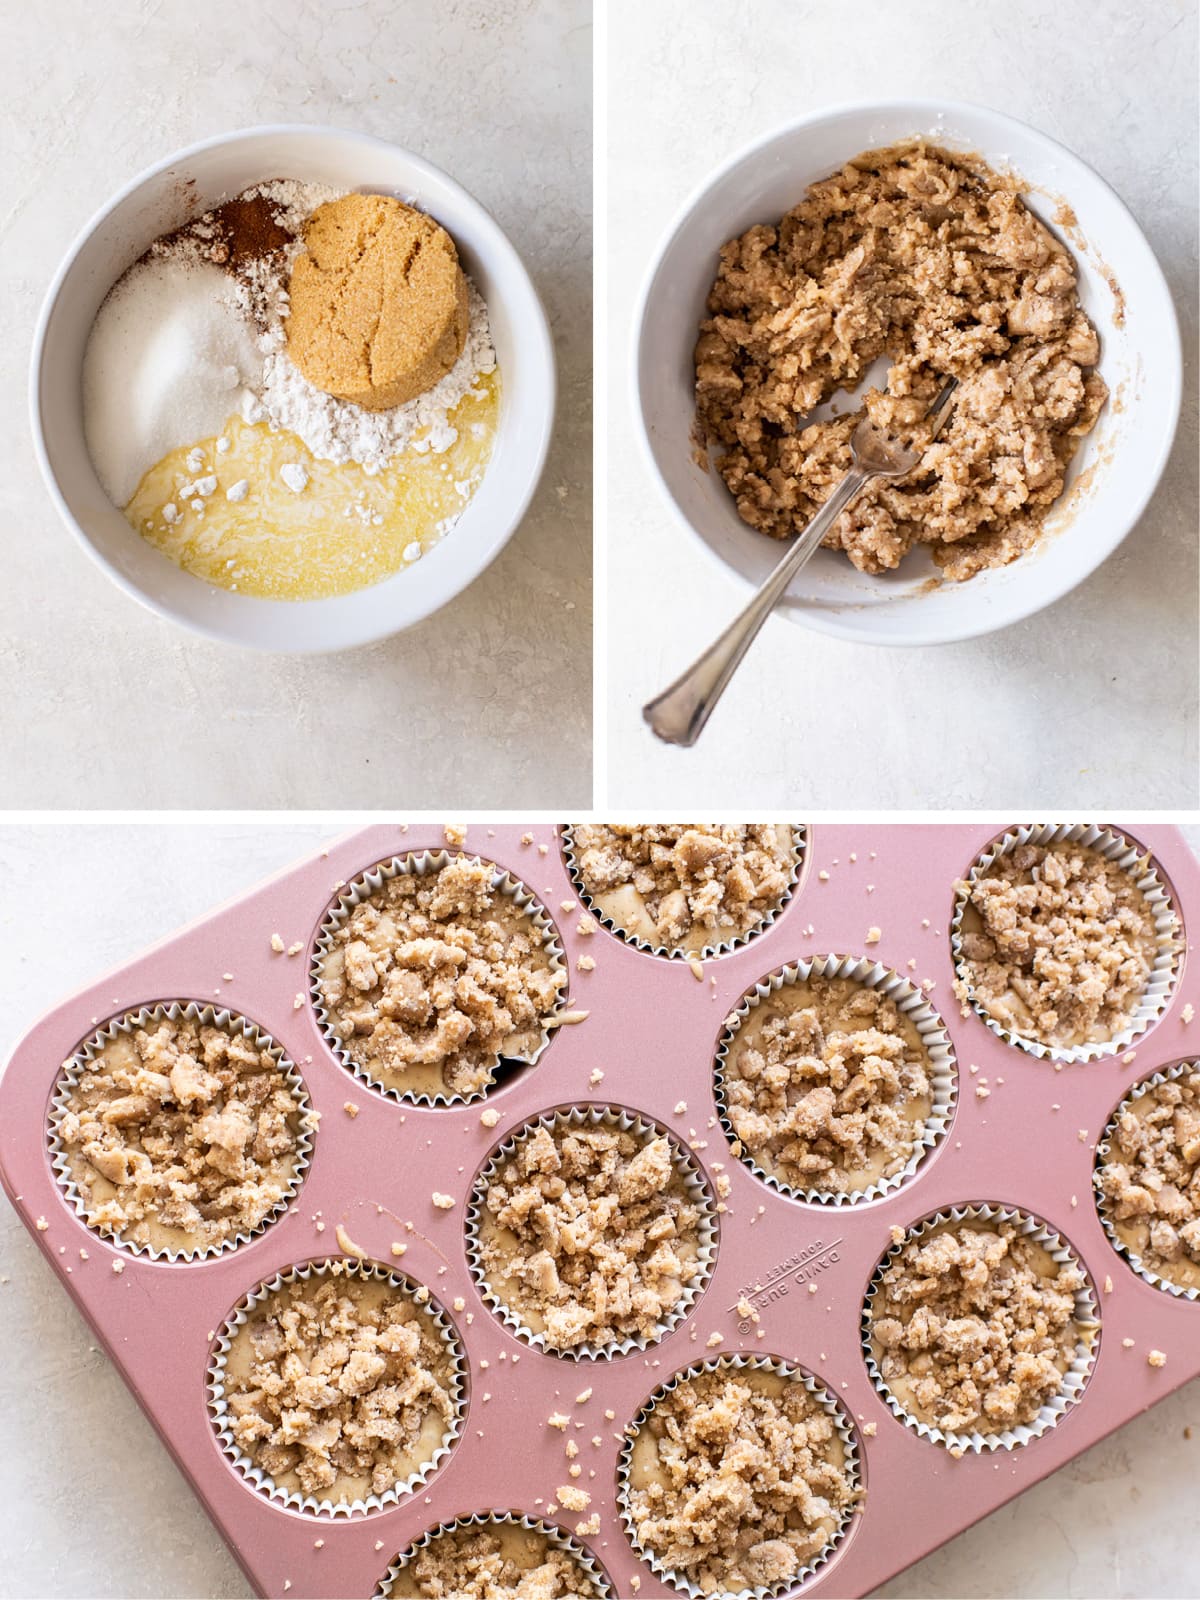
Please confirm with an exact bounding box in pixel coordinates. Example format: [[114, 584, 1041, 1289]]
[[643, 378, 958, 748]]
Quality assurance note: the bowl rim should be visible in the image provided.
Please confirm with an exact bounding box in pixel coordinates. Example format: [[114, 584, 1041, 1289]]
[[631, 96, 1183, 647], [29, 122, 557, 655]]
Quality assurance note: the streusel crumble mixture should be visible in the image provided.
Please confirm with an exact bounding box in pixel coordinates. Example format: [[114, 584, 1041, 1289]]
[[571, 824, 796, 954], [868, 1220, 1091, 1435], [626, 1365, 856, 1594], [477, 1120, 705, 1350], [722, 975, 934, 1195], [318, 856, 564, 1099], [387, 1520, 601, 1599], [955, 841, 1163, 1049], [56, 1014, 308, 1253], [222, 1265, 457, 1504], [695, 142, 1107, 580], [1097, 1066, 1200, 1292]]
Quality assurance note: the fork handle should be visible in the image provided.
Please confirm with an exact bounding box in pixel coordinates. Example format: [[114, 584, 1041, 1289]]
[[643, 465, 872, 747]]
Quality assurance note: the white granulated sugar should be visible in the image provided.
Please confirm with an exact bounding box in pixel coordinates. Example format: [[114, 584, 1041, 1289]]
[[83, 255, 263, 505], [243, 283, 495, 474]]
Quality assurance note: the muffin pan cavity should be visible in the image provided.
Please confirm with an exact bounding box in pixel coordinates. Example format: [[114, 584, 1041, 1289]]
[[3, 823, 1199, 1600]]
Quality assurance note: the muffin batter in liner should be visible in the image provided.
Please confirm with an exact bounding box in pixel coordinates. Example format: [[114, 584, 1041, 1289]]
[[375, 1511, 614, 1599], [616, 1353, 861, 1599], [714, 954, 957, 1206], [862, 1202, 1099, 1453], [1094, 1059, 1200, 1302], [48, 1001, 315, 1261], [465, 1104, 719, 1359], [561, 825, 808, 961], [950, 823, 1181, 1064], [312, 849, 569, 1106], [207, 1257, 467, 1517]]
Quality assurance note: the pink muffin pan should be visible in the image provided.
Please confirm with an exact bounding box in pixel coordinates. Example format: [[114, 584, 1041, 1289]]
[[2, 822, 1198, 1599]]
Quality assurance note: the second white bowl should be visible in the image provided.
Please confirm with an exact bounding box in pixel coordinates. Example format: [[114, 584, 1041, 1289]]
[[634, 100, 1181, 646]]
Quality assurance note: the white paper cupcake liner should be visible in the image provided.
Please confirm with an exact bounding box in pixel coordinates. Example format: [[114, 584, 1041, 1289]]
[[616, 1353, 861, 1600], [1094, 1059, 1200, 1302], [950, 823, 1182, 1064], [714, 953, 957, 1207], [464, 1104, 719, 1360], [374, 1511, 614, 1599], [561, 824, 809, 961], [207, 1257, 467, 1518], [861, 1202, 1100, 1454], [47, 1001, 316, 1262], [311, 849, 569, 1107]]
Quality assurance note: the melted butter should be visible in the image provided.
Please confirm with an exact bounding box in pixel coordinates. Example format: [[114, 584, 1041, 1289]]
[[125, 369, 499, 600]]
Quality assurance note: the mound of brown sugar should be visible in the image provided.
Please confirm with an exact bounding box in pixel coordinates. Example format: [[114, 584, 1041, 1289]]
[[626, 1364, 856, 1594], [287, 193, 469, 411]]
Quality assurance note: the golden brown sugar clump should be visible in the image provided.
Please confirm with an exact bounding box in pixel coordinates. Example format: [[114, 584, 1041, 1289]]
[[388, 1521, 601, 1599], [287, 193, 469, 410], [695, 143, 1107, 580], [723, 976, 933, 1195], [869, 1221, 1090, 1436], [478, 1120, 705, 1350], [626, 1365, 856, 1594], [572, 823, 795, 953], [1097, 1066, 1200, 1292], [318, 856, 563, 1100], [955, 841, 1162, 1049], [222, 1266, 457, 1504], [56, 1014, 308, 1253]]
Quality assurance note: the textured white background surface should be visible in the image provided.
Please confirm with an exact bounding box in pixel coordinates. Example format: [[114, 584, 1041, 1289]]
[[605, 0, 1198, 810], [1, 822, 1198, 1598], [2, 0, 591, 809]]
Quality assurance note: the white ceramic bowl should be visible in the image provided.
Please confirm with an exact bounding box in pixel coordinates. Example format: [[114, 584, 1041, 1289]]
[[634, 100, 1181, 645], [31, 125, 555, 653]]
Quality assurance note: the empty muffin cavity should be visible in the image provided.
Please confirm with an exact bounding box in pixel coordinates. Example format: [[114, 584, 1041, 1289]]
[[208, 1258, 466, 1516], [1095, 1060, 1200, 1298], [563, 824, 806, 957], [49, 1002, 315, 1260], [376, 1513, 612, 1599], [715, 954, 956, 1205], [313, 850, 568, 1105], [618, 1355, 860, 1598], [863, 1204, 1099, 1452], [951, 824, 1181, 1061], [466, 1106, 718, 1357]]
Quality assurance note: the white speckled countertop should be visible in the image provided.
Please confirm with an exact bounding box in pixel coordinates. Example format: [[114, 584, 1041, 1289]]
[[605, 0, 1198, 810], [1, 0, 591, 809], [2, 822, 1199, 1598]]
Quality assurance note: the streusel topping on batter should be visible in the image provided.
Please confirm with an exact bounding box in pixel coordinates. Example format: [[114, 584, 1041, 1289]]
[[695, 142, 1107, 580], [317, 856, 564, 1100], [477, 1119, 705, 1350], [722, 975, 934, 1195], [955, 841, 1163, 1049], [1097, 1066, 1200, 1292], [625, 1364, 856, 1594], [571, 824, 796, 954], [868, 1220, 1090, 1435], [386, 1520, 602, 1599], [222, 1265, 457, 1504], [56, 1013, 309, 1254]]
